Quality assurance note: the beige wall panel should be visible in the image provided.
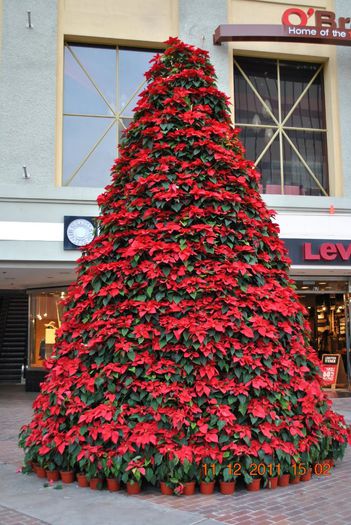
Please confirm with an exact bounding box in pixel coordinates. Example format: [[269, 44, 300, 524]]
[[62, 0, 178, 45]]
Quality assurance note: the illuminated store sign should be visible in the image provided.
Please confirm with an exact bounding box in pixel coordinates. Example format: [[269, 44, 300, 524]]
[[283, 239, 351, 266], [213, 8, 351, 46]]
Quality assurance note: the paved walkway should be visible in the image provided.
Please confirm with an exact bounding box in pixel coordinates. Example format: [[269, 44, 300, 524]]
[[0, 385, 351, 525]]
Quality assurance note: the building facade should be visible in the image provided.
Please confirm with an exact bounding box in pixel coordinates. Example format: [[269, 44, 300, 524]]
[[1, 0, 351, 389]]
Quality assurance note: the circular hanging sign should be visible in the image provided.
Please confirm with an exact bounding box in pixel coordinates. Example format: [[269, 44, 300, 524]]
[[66, 218, 95, 247]]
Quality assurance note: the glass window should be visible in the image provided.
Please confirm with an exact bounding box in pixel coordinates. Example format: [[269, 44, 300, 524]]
[[63, 44, 157, 187], [234, 57, 328, 196], [28, 289, 66, 368]]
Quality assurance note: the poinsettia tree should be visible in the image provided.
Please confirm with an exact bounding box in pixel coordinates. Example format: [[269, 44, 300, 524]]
[[19, 38, 350, 490]]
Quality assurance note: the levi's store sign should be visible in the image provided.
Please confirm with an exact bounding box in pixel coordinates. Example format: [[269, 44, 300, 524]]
[[213, 8, 351, 46], [283, 239, 351, 266]]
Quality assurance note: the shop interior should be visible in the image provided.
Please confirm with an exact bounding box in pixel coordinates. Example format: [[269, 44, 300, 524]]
[[28, 288, 66, 368], [295, 279, 350, 389]]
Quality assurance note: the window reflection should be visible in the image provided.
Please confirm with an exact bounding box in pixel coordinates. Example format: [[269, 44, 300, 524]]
[[118, 49, 154, 113], [63, 44, 157, 187]]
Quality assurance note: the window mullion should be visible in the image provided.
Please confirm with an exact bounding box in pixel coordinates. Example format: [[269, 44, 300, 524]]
[[277, 60, 284, 194], [66, 45, 116, 116], [64, 113, 115, 119], [233, 58, 279, 126], [235, 122, 278, 129], [64, 119, 116, 187], [116, 46, 119, 151], [284, 125, 327, 133], [283, 130, 328, 196], [118, 77, 149, 116], [281, 64, 323, 127], [255, 128, 279, 165]]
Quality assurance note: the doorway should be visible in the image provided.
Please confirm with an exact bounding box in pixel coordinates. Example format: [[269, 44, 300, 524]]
[[294, 279, 350, 389]]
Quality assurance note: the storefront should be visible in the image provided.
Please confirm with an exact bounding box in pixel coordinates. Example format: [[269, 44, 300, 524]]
[[295, 278, 350, 386], [22, 277, 351, 391], [25, 288, 67, 391], [285, 237, 351, 390]]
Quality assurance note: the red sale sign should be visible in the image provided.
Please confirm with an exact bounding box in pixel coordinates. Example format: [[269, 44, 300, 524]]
[[320, 355, 340, 387]]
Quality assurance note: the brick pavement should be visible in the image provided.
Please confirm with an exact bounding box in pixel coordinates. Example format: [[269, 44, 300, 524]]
[[1, 385, 351, 525], [0, 504, 49, 525]]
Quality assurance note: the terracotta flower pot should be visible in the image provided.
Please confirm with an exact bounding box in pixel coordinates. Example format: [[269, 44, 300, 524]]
[[267, 476, 278, 489], [77, 473, 89, 487], [301, 468, 312, 482], [126, 481, 141, 494], [89, 477, 104, 490], [36, 466, 46, 478], [219, 480, 236, 495], [200, 481, 215, 494], [160, 481, 173, 495], [290, 475, 301, 485], [60, 470, 75, 483], [107, 478, 120, 492], [246, 478, 261, 491], [183, 481, 196, 495], [32, 462, 39, 474], [278, 474, 290, 487], [315, 460, 332, 475], [313, 462, 330, 475], [46, 470, 60, 482]]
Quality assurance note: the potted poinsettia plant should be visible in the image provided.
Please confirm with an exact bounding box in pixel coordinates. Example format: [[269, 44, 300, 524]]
[[177, 459, 198, 496], [242, 457, 261, 492], [319, 435, 334, 470], [277, 453, 291, 487], [289, 456, 302, 485], [86, 459, 104, 490], [54, 442, 79, 484], [35, 454, 47, 479], [300, 451, 312, 482], [200, 460, 220, 494], [56, 455, 74, 483], [39, 446, 60, 482], [165, 458, 198, 496], [266, 462, 280, 490], [121, 455, 149, 495], [219, 458, 239, 495], [76, 451, 90, 488], [157, 455, 178, 495], [101, 454, 122, 492]]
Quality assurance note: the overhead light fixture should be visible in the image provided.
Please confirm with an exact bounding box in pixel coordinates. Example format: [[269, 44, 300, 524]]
[[22, 165, 30, 179]]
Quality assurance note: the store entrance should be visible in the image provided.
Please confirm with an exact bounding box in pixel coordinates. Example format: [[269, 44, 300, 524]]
[[295, 279, 350, 390]]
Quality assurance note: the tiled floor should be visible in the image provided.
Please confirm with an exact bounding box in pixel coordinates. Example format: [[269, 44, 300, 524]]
[[1, 385, 351, 525]]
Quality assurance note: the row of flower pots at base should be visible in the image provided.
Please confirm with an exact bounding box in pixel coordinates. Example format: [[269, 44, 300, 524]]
[[30, 462, 333, 495]]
